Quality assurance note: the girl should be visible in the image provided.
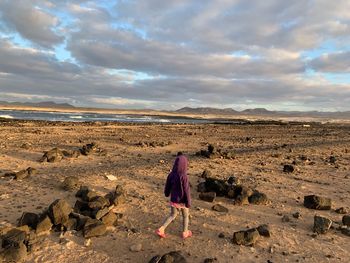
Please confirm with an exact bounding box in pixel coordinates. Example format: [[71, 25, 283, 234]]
[[156, 153, 192, 239]]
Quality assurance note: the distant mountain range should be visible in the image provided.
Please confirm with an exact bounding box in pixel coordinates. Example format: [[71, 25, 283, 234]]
[[1, 101, 350, 119], [176, 107, 350, 119], [0, 101, 74, 108]]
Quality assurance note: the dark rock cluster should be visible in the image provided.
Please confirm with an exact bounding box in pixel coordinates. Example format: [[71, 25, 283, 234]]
[[197, 172, 268, 205], [196, 145, 235, 159], [0, 185, 125, 262], [2, 167, 36, 180]]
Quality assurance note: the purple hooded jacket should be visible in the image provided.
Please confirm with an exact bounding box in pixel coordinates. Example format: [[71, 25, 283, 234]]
[[164, 155, 191, 208]]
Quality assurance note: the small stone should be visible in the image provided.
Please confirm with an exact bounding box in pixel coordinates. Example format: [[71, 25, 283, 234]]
[[218, 233, 225, 238], [129, 243, 142, 252], [313, 215, 332, 234], [199, 192, 216, 202], [212, 204, 228, 213], [203, 258, 216, 263], [283, 164, 294, 173], [292, 212, 301, 219]]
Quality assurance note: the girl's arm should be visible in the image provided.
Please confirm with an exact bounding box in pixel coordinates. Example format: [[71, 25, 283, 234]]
[[164, 173, 172, 197]]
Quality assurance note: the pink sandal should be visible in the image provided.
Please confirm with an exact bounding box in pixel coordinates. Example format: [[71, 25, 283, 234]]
[[182, 230, 193, 239], [156, 229, 166, 238]]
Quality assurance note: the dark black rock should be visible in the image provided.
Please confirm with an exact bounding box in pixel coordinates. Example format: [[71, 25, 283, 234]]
[[199, 192, 216, 202], [256, 224, 271, 237], [204, 178, 228, 196], [313, 215, 332, 234], [283, 164, 294, 173], [232, 228, 259, 246], [342, 215, 350, 226], [18, 212, 39, 229], [304, 195, 332, 210]]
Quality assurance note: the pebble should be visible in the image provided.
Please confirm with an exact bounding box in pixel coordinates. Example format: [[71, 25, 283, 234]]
[[129, 243, 142, 252]]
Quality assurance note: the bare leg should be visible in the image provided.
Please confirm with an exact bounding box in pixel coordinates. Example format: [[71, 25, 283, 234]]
[[181, 207, 189, 232], [159, 206, 178, 231]]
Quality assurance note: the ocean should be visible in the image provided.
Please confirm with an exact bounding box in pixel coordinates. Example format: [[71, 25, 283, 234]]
[[0, 109, 213, 124]]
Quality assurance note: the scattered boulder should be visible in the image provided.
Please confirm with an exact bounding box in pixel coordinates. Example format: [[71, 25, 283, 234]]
[[283, 164, 294, 173], [62, 176, 81, 191], [212, 204, 228, 213], [342, 215, 350, 227], [105, 185, 126, 206], [199, 192, 216, 202], [232, 228, 260, 246], [204, 178, 228, 196], [227, 176, 240, 186], [18, 212, 39, 229], [148, 251, 187, 263], [83, 218, 106, 238], [304, 195, 332, 210], [248, 191, 268, 205], [4, 167, 37, 180], [292, 212, 301, 219], [88, 196, 110, 210], [256, 224, 271, 237], [40, 148, 64, 163], [313, 215, 332, 234], [48, 199, 72, 225]]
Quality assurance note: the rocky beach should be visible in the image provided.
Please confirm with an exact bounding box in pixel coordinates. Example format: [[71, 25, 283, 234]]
[[0, 119, 350, 263]]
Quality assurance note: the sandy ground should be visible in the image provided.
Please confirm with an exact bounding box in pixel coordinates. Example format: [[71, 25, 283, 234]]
[[0, 120, 350, 263]]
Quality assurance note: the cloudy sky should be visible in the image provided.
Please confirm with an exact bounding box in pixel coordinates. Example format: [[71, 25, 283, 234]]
[[0, 0, 350, 111]]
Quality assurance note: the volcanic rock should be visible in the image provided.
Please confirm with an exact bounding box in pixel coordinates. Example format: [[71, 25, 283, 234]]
[[313, 215, 332, 234], [40, 148, 64, 163], [248, 191, 268, 205], [256, 224, 271, 237], [101, 212, 118, 227], [83, 218, 106, 238], [283, 164, 294, 173], [35, 216, 52, 235], [62, 176, 81, 191], [148, 251, 187, 263], [304, 195, 332, 210], [48, 199, 72, 225], [212, 204, 228, 213], [342, 215, 350, 226], [18, 212, 39, 229], [1, 242, 27, 263], [232, 228, 260, 246]]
